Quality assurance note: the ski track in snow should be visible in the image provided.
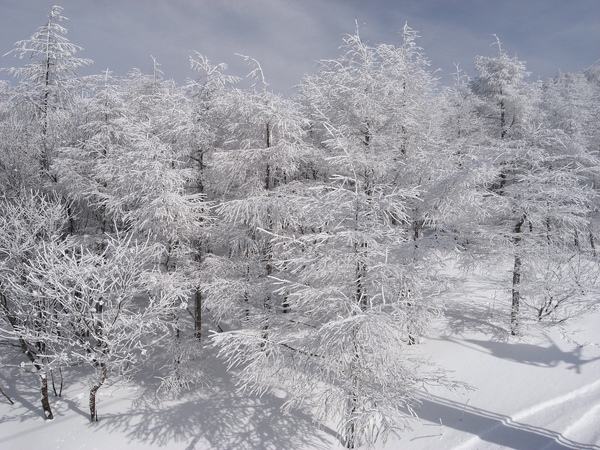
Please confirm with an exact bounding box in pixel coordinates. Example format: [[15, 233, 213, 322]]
[[552, 403, 600, 449], [452, 378, 600, 450]]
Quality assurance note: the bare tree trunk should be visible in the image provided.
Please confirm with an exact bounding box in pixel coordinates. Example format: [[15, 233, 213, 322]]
[[344, 240, 368, 448], [90, 305, 108, 420], [511, 254, 522, 335], [20, 341, 53, 419], [0, 385, 14, 405], [265, 122, 272, 190], [194, 240, 204, 340], [355, 242, 368, 311], [0, 295, 55, 418], [51, 368, 63, 397], [261, 239, 273, 346], [282, 293, 290, 314], [500, 96, 507, 139], [511, 216, 525, 336], [40, 372, 54, 420], [345, 403, 358, 449], [194, 289, 203, 340], [39, 46, 53, 179], [345, 335, 361, 449], [260, 122, 274, 344], [406, 217, 422, 344], [89, 362, 107, 422]]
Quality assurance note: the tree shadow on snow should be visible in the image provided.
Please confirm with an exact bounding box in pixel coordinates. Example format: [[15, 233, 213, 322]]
[[442, 304, 509, 341], [442, 297, 510, 342], [0, 369, 41, 423], [462, 338, 600, 374], [0, 362, 89, 423], [91, 364, 335, 450], [436, 268, 513, 341], [412, 394, 600, 449]]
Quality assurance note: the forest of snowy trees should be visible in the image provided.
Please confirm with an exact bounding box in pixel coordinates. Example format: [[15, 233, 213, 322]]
[[1, 6, 599, 448]]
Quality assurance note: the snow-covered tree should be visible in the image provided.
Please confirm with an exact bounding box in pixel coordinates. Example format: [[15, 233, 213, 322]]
[[16, 232, 187, 421], [0, 80, 42, 194], [185, 51, 241, 194], [0, 190, 191, 421], [542, 70, 600, 249], [521, 246, 600, 322], [53, 61, 212, 392], [153, 52, 240, 340], [200, 54, 310, 331], [470, 36, 532, 141], [52, 69, 129, 234], [1, 5, 92, 178], [471, 41, 599, 334], [0, 192, 68, 420], [211, 27, 467, 448], [98, 69, 210, 391]]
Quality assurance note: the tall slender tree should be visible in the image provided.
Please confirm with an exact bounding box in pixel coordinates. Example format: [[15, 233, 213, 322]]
[[178, 52, 240, 339], [471, 40, 598, 334], [213, 27, 466, 448], [2, 5, 92, 179]]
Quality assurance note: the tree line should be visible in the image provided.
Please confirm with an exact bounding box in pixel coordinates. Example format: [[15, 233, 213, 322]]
[[1, 6, 599, 448]]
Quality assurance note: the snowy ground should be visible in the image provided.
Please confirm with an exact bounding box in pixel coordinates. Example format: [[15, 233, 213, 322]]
[[1, 266, 600, 450]]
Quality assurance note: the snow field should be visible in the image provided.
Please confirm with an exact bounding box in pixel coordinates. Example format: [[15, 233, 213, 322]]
[[1, 262, 599, 449]]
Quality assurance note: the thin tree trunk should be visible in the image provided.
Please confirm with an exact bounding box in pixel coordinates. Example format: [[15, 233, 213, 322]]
[[0, 385, 14, 405], [194, 289, 203, 340], [50, 368, 63, 397], [345, 240, 367, 448], [40, 44, 51, 176], [345, 400, 358, 449], [21, 341, 53, 419], [173, 312, 181, 377], [194, 240, 204, 340], [40, 372, 54, 420], [511, 216, 525, 336], [89, 362, 107, 422], [265, 122, 272, 190], [0, 294, 54, 418], [282, 293, 290, 314], [261, 239, 273, 346], [21, 346, 54, 419], [511, 254, 522, 335], [193, 133, 206, 340], [500, 95, 507, 139], [406, 217, 422, 344], [407, 292, 417, 344], [345, 333, 361, 449], [355, 241, 368, 311]]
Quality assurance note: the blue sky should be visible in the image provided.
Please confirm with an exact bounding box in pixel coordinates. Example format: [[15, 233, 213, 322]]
[[1, 0, 599, 93]]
